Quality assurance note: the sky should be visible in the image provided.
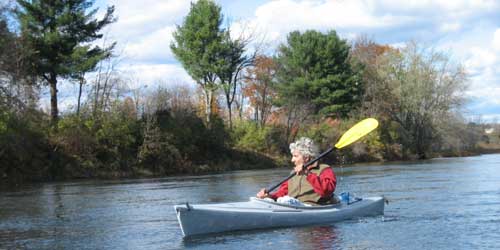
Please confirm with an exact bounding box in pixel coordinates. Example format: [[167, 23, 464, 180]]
[[53, 0, 500, 122]]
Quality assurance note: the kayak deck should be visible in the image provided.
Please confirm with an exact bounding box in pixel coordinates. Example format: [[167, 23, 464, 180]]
[[174, 196, 385, 237]]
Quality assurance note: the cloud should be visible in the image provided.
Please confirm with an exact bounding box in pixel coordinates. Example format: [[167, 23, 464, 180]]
[[249, 0, 393, 41], [106, 0, 190, 38], [444, 28, 499, 117], [254, 0, 387, 28], [87, 0, 195, 100], [119, 63, 195, 88], [237, 0, 499, 46], [478, 114, 500, 123], [123, 26, 176, 63], [95, 0, 191, 64], [375, 0, 497, 13], [439, 22, 462, 33], [465, 47, 497, 75], [493, 28, 500, 51]]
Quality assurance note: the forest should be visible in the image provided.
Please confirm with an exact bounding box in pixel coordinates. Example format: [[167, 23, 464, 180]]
[[1, 0, 499, 183]]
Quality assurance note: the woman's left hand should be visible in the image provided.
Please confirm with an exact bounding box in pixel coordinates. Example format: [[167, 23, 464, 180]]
[[295, 162, 317, 175], [294, 164, 305, 175]]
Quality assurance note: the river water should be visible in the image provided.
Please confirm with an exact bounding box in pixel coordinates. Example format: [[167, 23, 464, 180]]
[[1, 154, 499, 250]]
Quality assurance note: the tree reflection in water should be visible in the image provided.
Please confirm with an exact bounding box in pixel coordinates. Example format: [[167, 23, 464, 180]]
[[296, 225, 340, 250]]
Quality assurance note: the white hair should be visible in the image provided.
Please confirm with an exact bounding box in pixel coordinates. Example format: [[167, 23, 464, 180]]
[[289, 137, 319, 158]]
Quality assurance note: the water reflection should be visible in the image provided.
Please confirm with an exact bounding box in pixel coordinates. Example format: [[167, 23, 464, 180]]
[[296, 226, 339, 250], [1, 154, 500, 250]]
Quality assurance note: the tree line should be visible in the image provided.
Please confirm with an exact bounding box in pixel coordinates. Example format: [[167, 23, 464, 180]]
[[1, 0, 497, 183]]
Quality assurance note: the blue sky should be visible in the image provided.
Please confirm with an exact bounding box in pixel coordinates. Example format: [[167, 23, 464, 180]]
[[60, 0, 500, 122]]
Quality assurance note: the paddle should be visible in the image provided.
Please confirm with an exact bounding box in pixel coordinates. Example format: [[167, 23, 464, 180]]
[[265, 118, 379, 193]]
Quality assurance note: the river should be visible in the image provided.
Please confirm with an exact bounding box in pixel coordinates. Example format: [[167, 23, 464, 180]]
[[1, 154, 499, 249]]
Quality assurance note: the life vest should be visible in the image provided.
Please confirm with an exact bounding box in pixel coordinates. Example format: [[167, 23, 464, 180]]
[[287, 164, 332, 205]]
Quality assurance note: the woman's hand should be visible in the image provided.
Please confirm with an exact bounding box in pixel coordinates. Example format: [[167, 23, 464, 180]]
[[256, 188, 269, 198], [294, 164, 305, 175], [294, 161, 318, 175]]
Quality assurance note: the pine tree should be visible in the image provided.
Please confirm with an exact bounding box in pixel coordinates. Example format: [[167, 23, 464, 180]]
[[16, 0, 115, 124], [275, 30, 362, 118]]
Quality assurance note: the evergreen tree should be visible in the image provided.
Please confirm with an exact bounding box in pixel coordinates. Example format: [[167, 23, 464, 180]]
[[170, 0, 225, 124], [16, 0, 115, 123], [275, 30, 362, 118]]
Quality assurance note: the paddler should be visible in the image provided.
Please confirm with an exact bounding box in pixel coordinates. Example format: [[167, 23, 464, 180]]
[[256, 137, 337, 205]]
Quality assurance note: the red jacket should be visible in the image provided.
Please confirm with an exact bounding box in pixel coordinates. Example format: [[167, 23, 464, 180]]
[[270, 167, 336, 200]]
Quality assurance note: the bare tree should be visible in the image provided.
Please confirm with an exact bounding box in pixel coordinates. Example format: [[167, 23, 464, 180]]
[[378, 41, 468, 158], [89, 41, 124, 116]]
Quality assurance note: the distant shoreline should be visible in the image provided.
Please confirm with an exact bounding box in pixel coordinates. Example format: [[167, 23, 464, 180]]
[[3, 149, 500, 187]]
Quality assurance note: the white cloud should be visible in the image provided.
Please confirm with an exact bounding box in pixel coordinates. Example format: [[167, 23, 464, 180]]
[[90, 0, 195, 91], [96, 0, 191, 64], [493, 28, 500, 51], [478, 114, 500, 123], [439, 22, 462, 32], [238, 0, 500, 46], [434, 26, 500, 118], [441, 0, 497, 10], [119, 63, 195, 88], [375, 0, 498, 15], [106, 0, 190, 38], [389, 42, 407, 49], [460, 43, 499, 115], [251, 0, 392, 39], [466, 85, 500, 105], [465, 47, 497, 75], [123, 26, 176, 62]]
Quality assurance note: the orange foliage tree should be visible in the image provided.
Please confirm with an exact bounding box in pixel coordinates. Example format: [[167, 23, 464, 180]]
[[243, 55, 278, 127], [350, 36, 397, 118]]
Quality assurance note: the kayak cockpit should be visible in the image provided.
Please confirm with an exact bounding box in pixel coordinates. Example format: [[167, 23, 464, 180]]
[[250, 197, 343, 209]]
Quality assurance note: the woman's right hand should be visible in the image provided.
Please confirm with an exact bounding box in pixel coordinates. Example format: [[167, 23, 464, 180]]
[[256, 188, 269, 198]]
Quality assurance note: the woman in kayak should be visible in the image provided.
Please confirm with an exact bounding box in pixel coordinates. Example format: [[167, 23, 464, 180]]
[[256, 137, 337, 205]]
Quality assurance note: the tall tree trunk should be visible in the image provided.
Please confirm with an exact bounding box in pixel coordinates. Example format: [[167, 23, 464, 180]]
[[93, 62, 103, 118], [236, 82, 244, 120], [225, 97, 233, 129], [260, 87, 268, 127], [254, 104, 259, 123], [100, 71, 110, 112], [77, 77, 84, 116], [204, 88, 212, 124], [49, 73, 59, 125], [228, 104, 233, 129]]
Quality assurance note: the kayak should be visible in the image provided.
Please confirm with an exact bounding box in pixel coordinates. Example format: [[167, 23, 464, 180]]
[[174, 195, 385, 237]]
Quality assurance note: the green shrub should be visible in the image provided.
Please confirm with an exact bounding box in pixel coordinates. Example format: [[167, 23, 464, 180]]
[[230, 121, 286, 155], [231, 121, 265, 151], [138, 126, 183, 175], [0, 109, 53, 181]]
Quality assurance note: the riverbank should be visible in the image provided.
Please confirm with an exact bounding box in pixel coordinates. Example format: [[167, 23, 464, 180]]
[[3, 144, 500, 187], [437, 143, 500, 158], [0, 148, 283, 185]]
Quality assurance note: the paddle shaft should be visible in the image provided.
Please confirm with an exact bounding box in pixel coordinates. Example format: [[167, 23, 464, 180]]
[[266, 147, 334, 193]]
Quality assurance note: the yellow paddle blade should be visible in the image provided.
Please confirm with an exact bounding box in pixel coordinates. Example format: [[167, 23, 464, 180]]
[[334, 118, 379, 149]]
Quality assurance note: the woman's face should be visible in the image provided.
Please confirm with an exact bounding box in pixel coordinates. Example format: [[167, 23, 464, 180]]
[[291, 150, 308, 167]]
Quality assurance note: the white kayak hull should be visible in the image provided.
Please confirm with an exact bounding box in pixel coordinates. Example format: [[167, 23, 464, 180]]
[[174, 196, 385, 237]]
